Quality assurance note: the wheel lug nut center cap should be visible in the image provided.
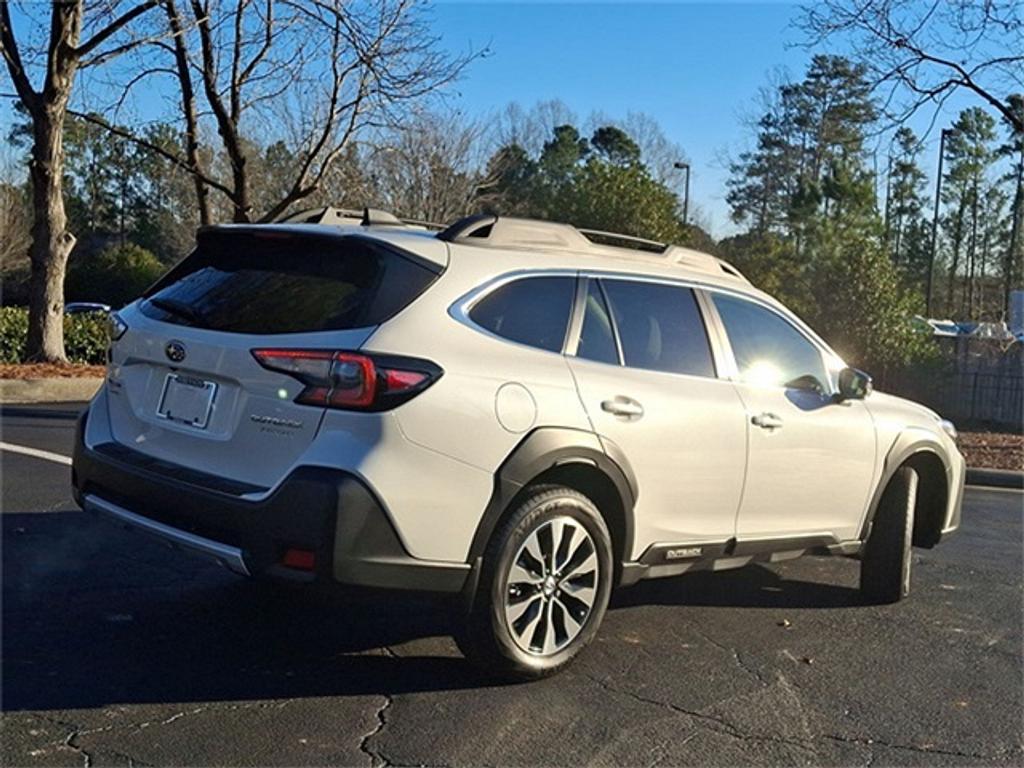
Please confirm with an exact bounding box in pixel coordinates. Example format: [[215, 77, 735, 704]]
[[543, 576, 557, 597]]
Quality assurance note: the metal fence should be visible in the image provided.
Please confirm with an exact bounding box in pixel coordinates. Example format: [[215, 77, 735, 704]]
[[885, 372, 1023, 429], [880, 338, 1023, 430]]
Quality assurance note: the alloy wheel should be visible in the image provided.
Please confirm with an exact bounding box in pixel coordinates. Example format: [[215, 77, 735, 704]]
[[503, 516, 599, 655]]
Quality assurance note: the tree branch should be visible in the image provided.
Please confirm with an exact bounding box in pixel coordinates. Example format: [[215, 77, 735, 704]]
[[74, 0, 160, 60], [0, 1, 39, 112], [67, 108, 236, 198]]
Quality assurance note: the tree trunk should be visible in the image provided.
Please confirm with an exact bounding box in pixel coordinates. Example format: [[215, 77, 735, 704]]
[[1006, 152, 1023, 316], [165, 0, 211, 226], [25, 114, 75, 363]]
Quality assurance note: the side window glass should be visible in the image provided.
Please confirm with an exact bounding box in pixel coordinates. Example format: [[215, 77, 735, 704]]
[[600, 279, 716, 377], [576, 280, 619, 365], [469, 276, 574, 352], [712, 293, 828, 390]]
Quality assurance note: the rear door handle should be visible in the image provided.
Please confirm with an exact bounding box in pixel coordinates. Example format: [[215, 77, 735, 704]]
[[601, 396, 644, 419], [751, 412, 783, 430]]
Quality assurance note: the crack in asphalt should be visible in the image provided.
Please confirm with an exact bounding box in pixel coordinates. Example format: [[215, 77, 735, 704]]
[[28, 701, 296, 766], [29, 713, 149, 768], [584, 673, 1014, 763], [821, 733, 1016, 761], [359, 646, 397, 768], [584, 671, 815, 756], [690, 625, 771, 688]]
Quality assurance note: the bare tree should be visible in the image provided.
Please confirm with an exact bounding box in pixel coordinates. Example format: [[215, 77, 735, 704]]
[[800, 0, 1024, 132], [0, 0, 158, 362], [493, 100, 578, 157], [82, 0, 478, 223], [363, 109, 494, 223], [0, 145, 31, 274]]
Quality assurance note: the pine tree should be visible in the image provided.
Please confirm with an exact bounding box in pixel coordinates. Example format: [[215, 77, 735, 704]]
[[885, 127, 928, 267], [997, 95, 1024, 315], [941, 108, 997, 318]]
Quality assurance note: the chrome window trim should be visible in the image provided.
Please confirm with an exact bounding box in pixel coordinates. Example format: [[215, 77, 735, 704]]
[[449, 267, 845, 391], [448, 269, 581, 356]]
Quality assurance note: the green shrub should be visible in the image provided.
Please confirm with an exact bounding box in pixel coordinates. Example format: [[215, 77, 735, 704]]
[[0, 307, 29, 364], [0, 306, 109, 364], [64, 311, 109, 364], [66, 242, 165, 308]]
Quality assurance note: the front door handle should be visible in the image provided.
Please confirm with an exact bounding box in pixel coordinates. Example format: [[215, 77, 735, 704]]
[[601, 396, 644, 419], [752, 412, 783, 430]]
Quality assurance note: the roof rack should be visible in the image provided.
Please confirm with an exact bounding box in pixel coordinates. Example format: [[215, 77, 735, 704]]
[[438, 214, 748, 283], [277, 206, 445, 230]]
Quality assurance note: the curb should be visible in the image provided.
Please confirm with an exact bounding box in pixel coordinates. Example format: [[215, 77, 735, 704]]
[[965, 468, 1024, 490], [0, 377, 103, 405]]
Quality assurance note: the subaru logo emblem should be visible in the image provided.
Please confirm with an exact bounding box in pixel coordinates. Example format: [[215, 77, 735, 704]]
[[165, 341, 187, 363]]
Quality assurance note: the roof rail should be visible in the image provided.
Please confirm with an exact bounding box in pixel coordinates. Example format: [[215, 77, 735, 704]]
[[577, 228, 666, 253], [437, 214, 748, 283], [276, 206, 445, 230]]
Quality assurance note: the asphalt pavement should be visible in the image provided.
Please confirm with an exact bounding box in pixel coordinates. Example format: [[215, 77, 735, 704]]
[[2, 406, 1022, 767]]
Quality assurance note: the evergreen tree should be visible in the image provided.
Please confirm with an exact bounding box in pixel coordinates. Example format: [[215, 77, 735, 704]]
[[885, 127, 929, 267], [941, 108, 997, 317], [997, 95, 1024, 315]]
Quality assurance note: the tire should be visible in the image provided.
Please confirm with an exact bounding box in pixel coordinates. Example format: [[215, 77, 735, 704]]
[[455, 484, 614, 680], [860, 466, 918, 604]]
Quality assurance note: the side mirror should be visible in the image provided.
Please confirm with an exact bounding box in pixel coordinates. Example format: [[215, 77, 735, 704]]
[[785, 374, 826, 395], [837, 367, 872, 401]]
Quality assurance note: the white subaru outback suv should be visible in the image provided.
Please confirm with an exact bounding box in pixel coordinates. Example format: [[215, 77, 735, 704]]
[[73, 209, 965, 679]]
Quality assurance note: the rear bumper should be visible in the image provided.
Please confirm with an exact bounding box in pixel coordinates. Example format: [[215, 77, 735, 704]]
[[83, 493, 251, 576], [72, 409, 470, 592]]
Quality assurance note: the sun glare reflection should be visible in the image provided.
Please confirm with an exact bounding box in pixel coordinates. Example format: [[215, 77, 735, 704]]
[[742, 360, 783, 387]]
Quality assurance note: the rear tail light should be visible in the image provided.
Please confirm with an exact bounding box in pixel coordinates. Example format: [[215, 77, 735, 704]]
[[251, 349, 441, 411]]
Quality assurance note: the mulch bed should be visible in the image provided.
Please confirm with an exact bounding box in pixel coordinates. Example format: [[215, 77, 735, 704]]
[[958, 431, 1023, 472], [0, 363, 106, 380]]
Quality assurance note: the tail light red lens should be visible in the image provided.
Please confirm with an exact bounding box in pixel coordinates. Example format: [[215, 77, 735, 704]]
[[251, 349, 441, 411]]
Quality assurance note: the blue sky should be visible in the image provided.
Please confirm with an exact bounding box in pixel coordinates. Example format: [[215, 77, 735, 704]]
[[431, 1, 809, 232], [428, 1, 977, 236], [2, 1, 985, 237]]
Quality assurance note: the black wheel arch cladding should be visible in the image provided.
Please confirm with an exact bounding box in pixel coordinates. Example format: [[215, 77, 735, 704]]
[[467, 427, 638, 565]]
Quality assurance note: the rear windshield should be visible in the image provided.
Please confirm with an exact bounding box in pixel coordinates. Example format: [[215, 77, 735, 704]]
[[140, 230, 441, 334]]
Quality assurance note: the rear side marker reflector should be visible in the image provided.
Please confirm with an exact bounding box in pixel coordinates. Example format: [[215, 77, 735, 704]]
[[282, 548, 316, 571], [251, 349, 442, 412]]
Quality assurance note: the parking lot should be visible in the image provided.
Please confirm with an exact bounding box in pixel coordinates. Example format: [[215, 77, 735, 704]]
[[2, 405, 1021, 767]]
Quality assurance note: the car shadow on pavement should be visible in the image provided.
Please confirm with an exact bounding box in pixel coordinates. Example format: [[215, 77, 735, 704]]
[[3, 510, 858, 713], [613, 561, 863, 611]]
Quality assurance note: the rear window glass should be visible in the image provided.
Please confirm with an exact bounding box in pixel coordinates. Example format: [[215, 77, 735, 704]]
[[469, 276, 575, 352], [140, 231, 440, 334]]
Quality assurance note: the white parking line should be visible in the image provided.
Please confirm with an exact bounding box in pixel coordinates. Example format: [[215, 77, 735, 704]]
[[966, 484, 1024, 494], [0, 441, 72, 466]]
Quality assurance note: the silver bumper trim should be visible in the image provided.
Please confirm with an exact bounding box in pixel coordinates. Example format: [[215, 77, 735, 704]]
[[84, 493, 251, 576]]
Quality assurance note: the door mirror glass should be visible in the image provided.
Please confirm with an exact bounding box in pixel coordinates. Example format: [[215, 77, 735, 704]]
[[837, 367, 872, 401]]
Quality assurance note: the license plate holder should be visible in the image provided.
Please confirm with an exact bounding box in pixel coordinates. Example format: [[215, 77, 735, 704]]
[[157, 373, 217, 429]]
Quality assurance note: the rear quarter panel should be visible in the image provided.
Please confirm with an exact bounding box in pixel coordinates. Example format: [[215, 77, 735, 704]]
[[363, 259, 592, 473]]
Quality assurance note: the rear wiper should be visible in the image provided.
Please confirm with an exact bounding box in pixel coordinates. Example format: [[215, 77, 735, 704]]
[[149, 297, 205, 324]]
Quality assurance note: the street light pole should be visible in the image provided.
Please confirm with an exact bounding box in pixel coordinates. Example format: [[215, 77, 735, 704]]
[[674, 161, 691, 228], [927, 129, 952, 317]]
